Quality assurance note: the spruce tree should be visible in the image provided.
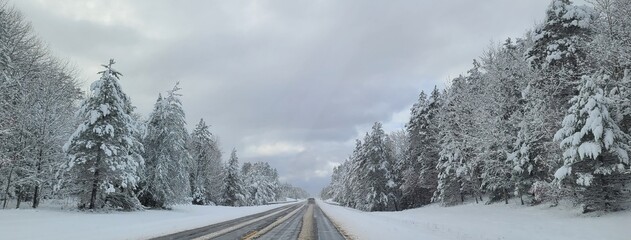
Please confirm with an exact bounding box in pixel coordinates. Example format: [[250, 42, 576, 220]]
[[188, 119, 216, 205], [222, 149, 245, 206], [63, 60, 144, 210], [554, 73, 631, 212], [361, 122, 397, 211], [417, 87, 442, 203], [434, 79, 467, 206], [140, 83, 191, 208], [400, 91, 427, 209]]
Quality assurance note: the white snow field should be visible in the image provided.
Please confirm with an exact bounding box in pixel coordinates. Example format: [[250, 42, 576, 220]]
[[0, 201, 295, 240], [318, 199, 631, 240]]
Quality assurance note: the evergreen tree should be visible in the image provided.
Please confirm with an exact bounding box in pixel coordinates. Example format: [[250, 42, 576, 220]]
[[359, 122, 397, 211], [509, 0, 594, 204], [63, 60, 143, 210], [400, 91, 427, 209], [417, 87, 442, 202], [242, 162, 280, 205], [188, 118, 223, 205], [140, 83, 191, 208], [434, 79, 467, 206], [401, 86, 442, 209], [222, 149, 245, 206], [554, 73, 631, 212]]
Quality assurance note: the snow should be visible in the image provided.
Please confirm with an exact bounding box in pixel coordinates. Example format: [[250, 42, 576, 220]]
[[0, 201, 294, 240], [578, 141, 601, 160], [318, 199, 631, 240], [576, 173, 594, 186], [554, 165, 571, 180]]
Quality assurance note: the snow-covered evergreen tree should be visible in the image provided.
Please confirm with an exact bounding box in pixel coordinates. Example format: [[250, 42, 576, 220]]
[[63, 60, 144, 210], [276, 183, 309, 201], [417, 87, 442, 200], [400, 91, 427, 209], [222, 149, 245, 206], [400, 86, 442, 209], [189, 119, 223, 205], [554, 73, 631, 212], [242, 162, 280, 205], [434, 79, 467, 206], [356, 122, 397, 211], [139, 83, 191, 208], [387, 130, 407, 210]]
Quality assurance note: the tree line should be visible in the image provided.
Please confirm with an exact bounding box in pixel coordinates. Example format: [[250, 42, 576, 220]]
[[322, 0, 631, 213], [0, 3, 308, 211]]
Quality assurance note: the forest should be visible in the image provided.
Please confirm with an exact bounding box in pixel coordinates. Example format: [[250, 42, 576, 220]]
[[0, 2, 308, 211], [321, 0, 631, 213]]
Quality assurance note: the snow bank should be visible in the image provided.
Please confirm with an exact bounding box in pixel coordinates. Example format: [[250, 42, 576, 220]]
[[0, 202, 293, 240], [318, 199, 631, 240]]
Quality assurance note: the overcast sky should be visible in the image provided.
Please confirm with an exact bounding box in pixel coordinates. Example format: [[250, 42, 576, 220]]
[[13, 0, 556, 195]]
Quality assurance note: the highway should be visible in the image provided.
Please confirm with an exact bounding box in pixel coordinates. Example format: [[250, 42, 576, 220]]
[[151, 200, 346, 240]]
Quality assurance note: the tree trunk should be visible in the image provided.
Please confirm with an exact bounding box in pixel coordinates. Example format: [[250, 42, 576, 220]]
[[32, 185, 40, 208], [3, 166, 14, 209], [32, 149, 43, 208], [16, 188, 21, 209], [504, 188, 509, 204], [89, 168, 100, 209]]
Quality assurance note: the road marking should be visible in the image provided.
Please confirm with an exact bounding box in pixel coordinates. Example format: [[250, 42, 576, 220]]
[[241, 230, 258, 240], [243, 204, 305, 239]]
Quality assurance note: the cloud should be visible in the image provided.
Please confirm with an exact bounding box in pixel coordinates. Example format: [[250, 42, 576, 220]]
[[12, 0, 552, 195], [245, 142, 306, 157]]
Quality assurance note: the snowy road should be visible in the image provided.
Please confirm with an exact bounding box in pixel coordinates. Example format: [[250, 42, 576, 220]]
[[151, 203, 302, 240], [153, 201, 347, 240], [313, 204, 346, 240]]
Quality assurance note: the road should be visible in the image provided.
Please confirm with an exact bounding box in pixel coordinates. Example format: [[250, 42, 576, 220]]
[[151, 200, 346, 240]]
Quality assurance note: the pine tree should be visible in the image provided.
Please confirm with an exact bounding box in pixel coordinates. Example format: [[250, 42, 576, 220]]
[[63, 60, 144, 210], [554, 73, 631, 212], [222, 149, 245, 206], [140, 83, 191, 208]]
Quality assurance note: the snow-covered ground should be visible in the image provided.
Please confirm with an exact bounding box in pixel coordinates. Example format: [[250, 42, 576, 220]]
[[319, 199, 631, 240], [0, 201, 295, 240]]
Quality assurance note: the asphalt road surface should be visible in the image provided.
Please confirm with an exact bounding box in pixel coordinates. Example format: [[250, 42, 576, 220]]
[[151, 201, 346, 240]]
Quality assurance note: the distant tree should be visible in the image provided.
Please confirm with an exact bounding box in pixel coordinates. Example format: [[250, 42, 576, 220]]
[[63, 60, 144, 210], [242, 162, 280, 205], [277, 183, 309, 201]]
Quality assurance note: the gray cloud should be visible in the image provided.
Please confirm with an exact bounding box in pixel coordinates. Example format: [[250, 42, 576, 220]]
[[13, 0, 552, 195]]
